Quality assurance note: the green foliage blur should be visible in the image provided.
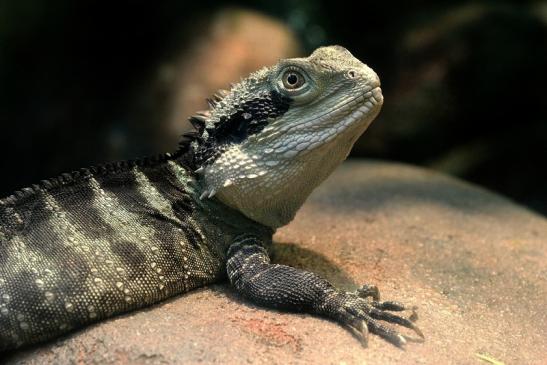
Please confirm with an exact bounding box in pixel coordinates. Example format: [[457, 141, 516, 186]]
[[0, 0, 546, 213]]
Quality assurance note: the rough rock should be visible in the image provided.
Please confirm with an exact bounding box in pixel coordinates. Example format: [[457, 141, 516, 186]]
[[4, 161, 546, 364]]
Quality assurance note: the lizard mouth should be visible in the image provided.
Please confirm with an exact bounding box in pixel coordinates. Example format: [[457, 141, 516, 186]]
[[311, 86, 383, 127], [290, 87, 383, 154], [332, 86, 383, 131], [353, 86, 383, 111]]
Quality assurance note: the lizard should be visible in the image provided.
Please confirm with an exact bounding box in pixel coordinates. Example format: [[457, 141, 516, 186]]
[[0, 45, 423, 352]]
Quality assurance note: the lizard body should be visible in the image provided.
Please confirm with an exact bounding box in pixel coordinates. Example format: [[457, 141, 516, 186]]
[[0, 46, 422, 351]]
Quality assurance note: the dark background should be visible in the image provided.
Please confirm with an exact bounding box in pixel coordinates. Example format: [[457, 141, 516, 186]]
[[1, 1, 546, 214]]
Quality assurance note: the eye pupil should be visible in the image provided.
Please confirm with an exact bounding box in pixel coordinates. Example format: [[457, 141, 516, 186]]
[[281, 69, 305, 90], [287, 73, 298, 85]]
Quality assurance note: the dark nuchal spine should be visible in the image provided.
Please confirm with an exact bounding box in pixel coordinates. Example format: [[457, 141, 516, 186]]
[[192, 90, 291, 168]]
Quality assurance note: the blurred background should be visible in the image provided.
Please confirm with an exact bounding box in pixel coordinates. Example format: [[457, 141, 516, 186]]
[[0, 1, 546, 214]]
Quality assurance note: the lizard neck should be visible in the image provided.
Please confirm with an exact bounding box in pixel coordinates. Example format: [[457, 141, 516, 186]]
[[203, 129, 359, 229]]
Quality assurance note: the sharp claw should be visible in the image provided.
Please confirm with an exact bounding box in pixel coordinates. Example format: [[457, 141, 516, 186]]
[[403, 331, 425, 343], [360, 320, 369, 347], [374, 326, 407, 348], [410, 323, 425, 339], [337, 286, 423, 347], [344, 314, 370, 347], [388, 334, 407, 349], [364, 306, 425, 344], [385, 333, 407, 349]]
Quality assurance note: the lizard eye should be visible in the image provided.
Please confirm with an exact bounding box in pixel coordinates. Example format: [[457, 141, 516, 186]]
[[282, 70, 306, 90]]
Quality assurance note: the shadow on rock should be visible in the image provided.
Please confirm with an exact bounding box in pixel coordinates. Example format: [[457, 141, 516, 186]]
[[270, 241, 357, 290]]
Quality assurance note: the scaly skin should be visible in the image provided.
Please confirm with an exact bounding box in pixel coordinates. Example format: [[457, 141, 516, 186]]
[[0, 46, 423, 351]]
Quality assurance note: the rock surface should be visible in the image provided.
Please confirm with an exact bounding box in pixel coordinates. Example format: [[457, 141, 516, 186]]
[[4, 161, 546, 364]]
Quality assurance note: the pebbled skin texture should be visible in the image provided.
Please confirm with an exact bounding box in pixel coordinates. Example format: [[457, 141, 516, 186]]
[[0, 46, 422, 351]]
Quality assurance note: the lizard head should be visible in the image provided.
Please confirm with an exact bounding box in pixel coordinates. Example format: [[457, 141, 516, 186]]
[[183, 45, 383, 228]]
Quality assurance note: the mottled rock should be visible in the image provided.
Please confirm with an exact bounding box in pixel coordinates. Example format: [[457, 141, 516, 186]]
[[5, 161, 546, 364]]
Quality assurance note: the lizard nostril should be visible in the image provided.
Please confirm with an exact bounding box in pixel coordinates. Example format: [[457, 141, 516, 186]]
[[347, 70, 356, 78]]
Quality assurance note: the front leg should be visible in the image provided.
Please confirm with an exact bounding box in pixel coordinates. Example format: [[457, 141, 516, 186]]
[[226, 235, 424, 347]]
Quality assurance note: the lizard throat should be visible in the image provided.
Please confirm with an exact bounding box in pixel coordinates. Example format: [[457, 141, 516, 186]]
[[202, 87, 383, 228]]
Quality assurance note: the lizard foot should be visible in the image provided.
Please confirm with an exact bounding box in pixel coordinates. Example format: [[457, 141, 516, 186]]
[[324, 284, 424, 348]]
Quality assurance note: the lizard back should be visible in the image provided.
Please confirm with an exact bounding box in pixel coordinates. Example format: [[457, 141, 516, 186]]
[[0, 156, 241, 350]]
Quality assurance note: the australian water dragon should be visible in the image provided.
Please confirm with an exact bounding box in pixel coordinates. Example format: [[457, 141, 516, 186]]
[[0, 46, 423, 351]]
